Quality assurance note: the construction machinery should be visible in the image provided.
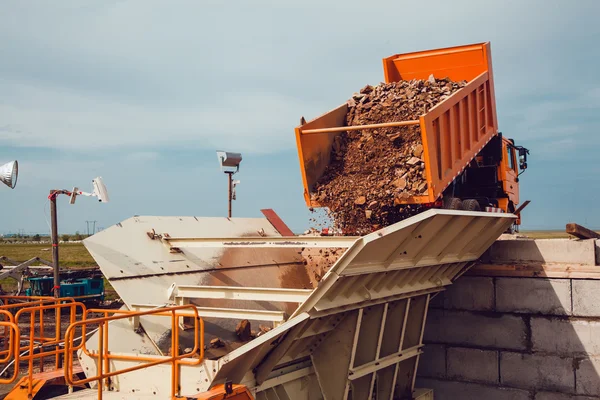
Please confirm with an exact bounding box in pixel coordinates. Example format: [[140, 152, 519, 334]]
[[0, 42, 525, 400], [0, 209, 515, 399], [0, 258, 104, 304], [24, 272, 104, 304], [295, 42, 530, 228]]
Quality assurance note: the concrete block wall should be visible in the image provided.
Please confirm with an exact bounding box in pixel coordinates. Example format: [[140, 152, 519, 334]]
[[416, 276, 600, 399]]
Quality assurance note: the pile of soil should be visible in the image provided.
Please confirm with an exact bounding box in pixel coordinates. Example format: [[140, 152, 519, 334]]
[[311, 76, 467, 235]]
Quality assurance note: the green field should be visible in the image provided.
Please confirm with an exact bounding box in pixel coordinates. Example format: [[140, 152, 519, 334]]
[[0, 243, 95, 268], [0, 243, 117, 299], [520, 230, 572, 239]]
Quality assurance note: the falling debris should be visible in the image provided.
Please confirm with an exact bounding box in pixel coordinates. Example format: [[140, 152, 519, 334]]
[[236, 319, 252, 341], [209, 338, 225, 348], [312, 77, 467, 234]]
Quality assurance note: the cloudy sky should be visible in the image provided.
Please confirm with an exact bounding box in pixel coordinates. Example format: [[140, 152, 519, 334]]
[[1, 0, 599, 234]]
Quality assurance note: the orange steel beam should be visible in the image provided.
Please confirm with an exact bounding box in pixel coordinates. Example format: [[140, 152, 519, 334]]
[[301, 120, 420, 134]]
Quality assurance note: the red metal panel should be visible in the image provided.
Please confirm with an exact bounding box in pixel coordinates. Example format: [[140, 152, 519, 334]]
[[260, 209, 295, 237]]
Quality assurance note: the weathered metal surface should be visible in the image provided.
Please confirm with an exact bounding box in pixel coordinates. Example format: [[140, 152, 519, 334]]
[[209, 210, 515, 399], [82, 210, 515, 399], [83, 216, 318, 353]]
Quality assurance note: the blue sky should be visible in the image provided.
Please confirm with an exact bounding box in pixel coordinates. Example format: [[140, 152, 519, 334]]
[[1, 0, 599, 234]]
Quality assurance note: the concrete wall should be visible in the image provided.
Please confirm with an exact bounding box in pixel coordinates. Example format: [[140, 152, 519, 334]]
[[481, 238, 597, 266], [416, 276, 600, 399]]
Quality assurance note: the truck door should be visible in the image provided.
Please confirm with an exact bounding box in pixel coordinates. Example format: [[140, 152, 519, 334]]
[[503, 141, 519, 206]]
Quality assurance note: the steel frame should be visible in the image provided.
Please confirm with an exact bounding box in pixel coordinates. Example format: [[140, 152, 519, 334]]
[[171, 284, 312, 303], [132, 303, 286, 323]]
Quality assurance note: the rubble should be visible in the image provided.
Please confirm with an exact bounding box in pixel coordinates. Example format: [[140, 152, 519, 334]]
[[209, 338, 225, 348], [235, 319, 252, 341], [312, 77, 467, 234]]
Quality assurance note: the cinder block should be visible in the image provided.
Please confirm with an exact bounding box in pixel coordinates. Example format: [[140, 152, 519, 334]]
[[447, 347, 498, 384], [573, 280, 600, 317], [576, 357, 600, 396], [417, 344, 446, 378], [496, 278, 571, 315], [532, 317, 600, 356], [415, 378, 530, 400], [443, 277, 494, 311], [485, 239, 596, 265], [500, 352, 574, 392], [536, 391, 598, 400], [424, 309, 527, 351]]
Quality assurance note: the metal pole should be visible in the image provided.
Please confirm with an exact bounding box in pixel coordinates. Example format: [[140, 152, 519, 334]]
[[49, 190, 60, 298], [226, 172, 233, 218]]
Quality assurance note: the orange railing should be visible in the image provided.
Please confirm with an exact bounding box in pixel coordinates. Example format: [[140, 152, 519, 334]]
[[64, 304, 204, 399], [15, 301, 86, 397], [0, 309, 20, 384], [0, 296, 85, 399]]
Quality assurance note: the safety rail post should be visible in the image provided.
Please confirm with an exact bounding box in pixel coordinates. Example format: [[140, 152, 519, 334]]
[[11, 300, 86, 399], [0, 309, 19, 385], [63, 304, 204, 398]]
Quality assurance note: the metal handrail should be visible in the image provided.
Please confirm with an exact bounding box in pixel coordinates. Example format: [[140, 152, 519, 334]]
[[0, 297, 77, 364], [64, 304, 204, 399], [13, 301, 86, 397], [0, 308, 19, 382]]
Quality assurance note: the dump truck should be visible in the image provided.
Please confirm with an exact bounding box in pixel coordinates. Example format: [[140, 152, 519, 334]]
[[295, 42, 530, 229]]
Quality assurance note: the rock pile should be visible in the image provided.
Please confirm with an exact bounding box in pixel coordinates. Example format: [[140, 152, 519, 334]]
[[311, 76, 467, 234]]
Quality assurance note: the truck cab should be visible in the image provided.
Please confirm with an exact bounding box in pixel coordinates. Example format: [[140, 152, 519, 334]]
[[449, 133, 529, 222]]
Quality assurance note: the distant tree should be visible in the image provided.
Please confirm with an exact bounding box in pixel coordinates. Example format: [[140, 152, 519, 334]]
[[32, 234, 41, 242], [73, 233, 84, 241], [61, 234, 71, 242]]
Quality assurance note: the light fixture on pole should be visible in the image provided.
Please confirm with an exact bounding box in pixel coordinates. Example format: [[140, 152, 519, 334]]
[[0, 161, 18, 189], [49, 177, 109, 298], [216, 151, 242, 218]]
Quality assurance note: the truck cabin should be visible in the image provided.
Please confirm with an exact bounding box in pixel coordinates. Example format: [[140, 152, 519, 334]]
[[451, 133, 529, 213]]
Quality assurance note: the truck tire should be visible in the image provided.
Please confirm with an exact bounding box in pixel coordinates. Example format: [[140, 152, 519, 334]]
[[462, 199, 481, 211], [443, 197, 462, 210]]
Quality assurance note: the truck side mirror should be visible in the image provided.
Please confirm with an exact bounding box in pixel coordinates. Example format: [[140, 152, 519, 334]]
[[518, 147, 529, 170]]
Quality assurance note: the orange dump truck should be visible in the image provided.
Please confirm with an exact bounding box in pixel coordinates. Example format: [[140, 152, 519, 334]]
[[295, 42, 530, 228]]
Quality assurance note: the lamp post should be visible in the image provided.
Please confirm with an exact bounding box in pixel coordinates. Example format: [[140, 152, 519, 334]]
[[48, 177, 109, 297], [216, 151, 242, 218]]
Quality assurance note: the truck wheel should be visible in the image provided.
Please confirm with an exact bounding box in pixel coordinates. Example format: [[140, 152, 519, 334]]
[[443, 197, 462, 210], [462, 199, 481, 211]]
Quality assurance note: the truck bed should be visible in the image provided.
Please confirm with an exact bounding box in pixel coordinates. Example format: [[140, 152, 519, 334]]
[[295, 42, 499, 207]]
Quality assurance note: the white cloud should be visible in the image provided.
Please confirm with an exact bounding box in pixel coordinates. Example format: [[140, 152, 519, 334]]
[[0, 79, 322, 153], [1, 0, 598, 155], [125, 152, 160, 162]]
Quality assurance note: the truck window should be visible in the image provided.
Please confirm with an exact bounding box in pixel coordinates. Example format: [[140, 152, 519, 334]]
[[507, 146, 516, 171]]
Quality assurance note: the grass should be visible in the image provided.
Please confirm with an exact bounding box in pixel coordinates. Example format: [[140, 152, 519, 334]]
[[521, 229, 600, 239], [0, 242, 117, 300], [0, 243, 95, 268], [520, 230, 572, 239]]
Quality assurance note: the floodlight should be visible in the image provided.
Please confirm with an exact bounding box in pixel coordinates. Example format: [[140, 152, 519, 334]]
[[0, 161, 18, 189], [232, 179, 240, 200], [217, 151, 242, 172], [92, 177, 110, 202], [68, 177, 110, 204], [216, 150, 243, 217]]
